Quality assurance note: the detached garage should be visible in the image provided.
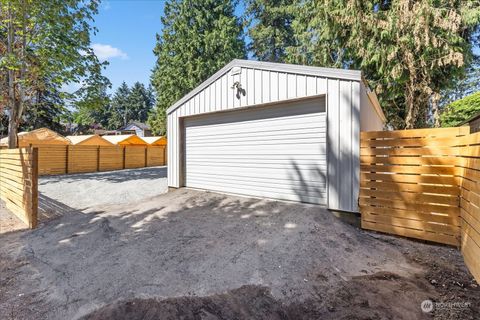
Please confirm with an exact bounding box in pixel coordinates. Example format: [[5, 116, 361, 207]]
[[167, 60, 386, 212]]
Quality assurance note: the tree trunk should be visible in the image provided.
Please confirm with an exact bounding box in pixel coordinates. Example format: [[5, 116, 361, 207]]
[[431, 92, 441, 128], [404, 86, 416, 129], [8, 116, 18, 149], [7, 3, 18, 149]]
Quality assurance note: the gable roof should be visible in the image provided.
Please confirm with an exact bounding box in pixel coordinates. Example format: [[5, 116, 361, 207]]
[[120, 122, 150, 131], [0, 128, 70, 146], [102, 134, 147, 146], [141, 136, 167, 146], [167, 59, 363, 114], [66, 134, 114, 146]]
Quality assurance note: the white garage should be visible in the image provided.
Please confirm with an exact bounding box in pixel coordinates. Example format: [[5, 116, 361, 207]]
[[167, 60, 386, 212]]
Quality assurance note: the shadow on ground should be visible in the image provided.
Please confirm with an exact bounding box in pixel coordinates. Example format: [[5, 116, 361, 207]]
[[1, 189, 478, 320]]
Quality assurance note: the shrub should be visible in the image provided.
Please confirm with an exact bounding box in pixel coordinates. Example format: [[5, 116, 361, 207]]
[[441, 91, 480, 127]]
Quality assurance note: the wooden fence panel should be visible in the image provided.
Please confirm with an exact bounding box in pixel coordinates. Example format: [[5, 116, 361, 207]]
[[99, 146, 124, 171], [125, 146, 146, 169], [67, 145, 98, 173], [33, 144, 68, 175], [459, 131, 480, 282], [0, 148, 38, 228], [146, 146, 165, 166], [359, 127, 469, 246], [360, 126, 480, 283]]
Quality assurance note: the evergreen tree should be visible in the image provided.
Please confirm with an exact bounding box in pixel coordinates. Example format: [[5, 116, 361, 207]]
[[440, 58, 480, 108], [128, 82, 154, 123], [110, 82, 131, 128], [149, 0, 246, 135], [287, 0, 480, 129], [245, 0, 295, 62], [22, 83, 70, 133]]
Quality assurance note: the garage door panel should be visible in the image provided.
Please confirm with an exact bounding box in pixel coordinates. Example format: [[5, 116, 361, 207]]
[[186, 173, 326, 189], [184, 99, 327, 205], [186, 130, 327, 144], [186, 99, 325, 127], [186, 118, 326, 137], [187, 144, 326, 155], [186, 159, 327, 168], [185, 154, 326, 161], [186, 166, 327, 182]]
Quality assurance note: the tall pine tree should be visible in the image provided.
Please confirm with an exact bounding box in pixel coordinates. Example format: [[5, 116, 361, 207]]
[[149, 0, 246, 135], [110, 82, 131, 128], [245, 0, 295, 62], [128, 82, 154, 123]]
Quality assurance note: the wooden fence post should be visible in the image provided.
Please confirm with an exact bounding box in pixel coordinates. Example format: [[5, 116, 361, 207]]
[[66, 145, 70, 174], [144, 146, 148, 167], [97, 146, 100, 172], [30, 147, 38, 228], [122, 146, 126, 169]]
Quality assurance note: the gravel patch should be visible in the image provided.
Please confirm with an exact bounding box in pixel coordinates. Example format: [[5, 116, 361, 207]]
[[38, 166, 168, 211]]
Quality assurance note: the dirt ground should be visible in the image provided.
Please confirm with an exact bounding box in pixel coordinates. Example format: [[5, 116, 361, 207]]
[[0, 188, 478, 320]]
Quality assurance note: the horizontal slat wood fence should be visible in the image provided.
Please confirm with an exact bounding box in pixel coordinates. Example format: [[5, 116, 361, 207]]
[[32, 145, 166, 176], [360, 126, 480, 283], [459, 132, 480, 282], [0, 148, 38, 228]]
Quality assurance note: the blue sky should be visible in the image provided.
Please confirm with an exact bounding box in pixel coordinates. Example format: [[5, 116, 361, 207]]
[[90, 1, 166, 91], [89, 1, 478, 94], [90, 0, 246, 93]]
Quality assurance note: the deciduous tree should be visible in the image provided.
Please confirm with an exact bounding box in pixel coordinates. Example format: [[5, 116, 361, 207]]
[[0, 0, 109, 147]]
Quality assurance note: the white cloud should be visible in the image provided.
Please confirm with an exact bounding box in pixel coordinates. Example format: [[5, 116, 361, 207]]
[[102, 1, 111, 11], [91, 43, 128, 61]]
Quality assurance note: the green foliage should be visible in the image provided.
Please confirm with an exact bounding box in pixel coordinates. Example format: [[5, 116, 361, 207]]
[[0, 0, 110, 146], [73, 82, 155, 132], [21, 82, 70, 134], [286, 0, 480, 129], [440, 59, 480, 108], [440, 91, 480, 127], [149, 0, 246, 135], [245, 0, 295, 62], [128, 82, 155, 124]]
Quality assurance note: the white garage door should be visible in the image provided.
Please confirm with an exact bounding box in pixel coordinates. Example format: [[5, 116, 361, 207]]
[[184, 98, 327, 205]]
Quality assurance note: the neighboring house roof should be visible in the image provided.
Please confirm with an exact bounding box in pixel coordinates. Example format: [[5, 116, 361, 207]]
[[141, 136, 167, 146], [102, 134, 147, 146], [0, 128, 70, 146], [66, 134, 114, 146], [167, 59, 368, 115], [120, 122, 150, 131]]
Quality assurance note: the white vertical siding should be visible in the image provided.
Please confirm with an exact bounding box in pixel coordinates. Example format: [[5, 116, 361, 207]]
[[167, 63, 363, 212]]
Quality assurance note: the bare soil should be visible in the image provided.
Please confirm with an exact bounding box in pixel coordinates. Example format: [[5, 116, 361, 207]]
[[1, 188, 478, 320]]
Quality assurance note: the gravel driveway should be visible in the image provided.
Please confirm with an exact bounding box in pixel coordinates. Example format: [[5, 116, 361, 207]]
[[1, 188, 478, 319], [39, 166, 168, 210]]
